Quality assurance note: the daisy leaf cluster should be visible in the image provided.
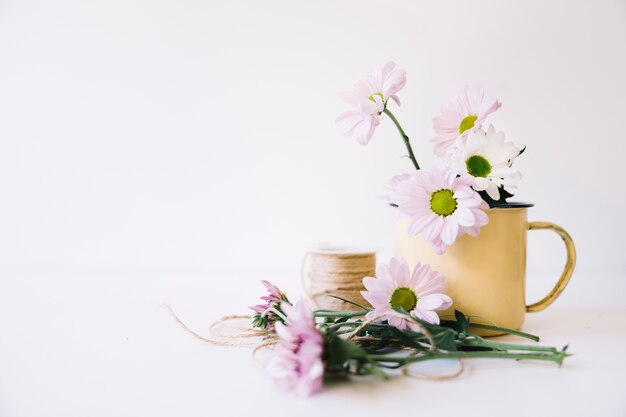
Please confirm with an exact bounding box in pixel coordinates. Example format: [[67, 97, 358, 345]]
[[249, 280, 291, 329], [337, 63, 525, 254]]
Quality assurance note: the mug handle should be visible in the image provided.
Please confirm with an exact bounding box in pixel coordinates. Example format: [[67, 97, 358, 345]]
[[526, 221, 576, 312]]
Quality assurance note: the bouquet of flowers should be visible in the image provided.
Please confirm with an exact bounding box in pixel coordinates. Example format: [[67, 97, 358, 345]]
[[171, 62, 570, 398], [337, 62, 524, 254], [246, 258, 569, 397]]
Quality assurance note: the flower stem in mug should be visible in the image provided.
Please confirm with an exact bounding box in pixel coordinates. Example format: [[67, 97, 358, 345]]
[[383, 108, 420, 170]]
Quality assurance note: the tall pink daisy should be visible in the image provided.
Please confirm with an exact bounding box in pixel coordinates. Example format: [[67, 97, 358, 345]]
[[431, 85, 501, 156], [266, 302, 324, 397], [341, 61, 407, 111], [335, 100, 381, 145], [391, 165, 489, 254], [336, 61, 406, 145], [361, 258, 452, 329]]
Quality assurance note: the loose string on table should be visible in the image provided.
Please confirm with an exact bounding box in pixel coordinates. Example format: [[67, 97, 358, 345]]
[[163, 304, 278, 348]]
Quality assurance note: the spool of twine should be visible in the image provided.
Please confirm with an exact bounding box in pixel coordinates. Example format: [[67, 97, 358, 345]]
[[302, 244, 376, 311]]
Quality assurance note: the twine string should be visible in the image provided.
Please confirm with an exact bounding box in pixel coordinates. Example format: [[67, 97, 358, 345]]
[[163, 304, 277, 348], [301, 250, 376, 311], [209, 315, 271, 338]]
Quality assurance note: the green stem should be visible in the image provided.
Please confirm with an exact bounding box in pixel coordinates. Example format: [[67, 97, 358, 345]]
[[463, 337, 557, 353], [325, 295, 369, 310], [383, 108, 420, 170], [325, 322, 393, 332], [314, 310, 367, 319], [325, 322, 361, 330], [323, 322, 552, 353], [334, 329, 357, 335], [467, 323, 540, 342], [369, 350, 568, 366]]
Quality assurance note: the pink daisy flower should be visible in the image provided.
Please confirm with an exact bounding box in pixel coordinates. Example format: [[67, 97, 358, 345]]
[[267, 302, 324, 397], [361, 258, 453, 329], [388, 172, 412, 192], [249, 280, 290, 329], [336, 61, 406, 145], [391, 165, 489, 254], [431, 85, 501, 156], [379, 172, 412, 204], [335, 100, 381, 145], [341, 61, 407, 111]]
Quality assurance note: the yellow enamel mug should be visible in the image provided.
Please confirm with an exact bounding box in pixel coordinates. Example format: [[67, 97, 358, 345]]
[[394, 204, 576, 335]]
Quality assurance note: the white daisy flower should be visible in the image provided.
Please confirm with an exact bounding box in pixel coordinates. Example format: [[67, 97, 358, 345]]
[[449, 124, 522, 201]]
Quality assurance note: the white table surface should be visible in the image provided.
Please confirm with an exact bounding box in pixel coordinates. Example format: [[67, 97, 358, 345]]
[[1, 268, 625, 417]]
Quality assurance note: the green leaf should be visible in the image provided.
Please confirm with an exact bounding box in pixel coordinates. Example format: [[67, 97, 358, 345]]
[[466, 323, 540, 342], [325, 333, 368, 368], [360, 362, 388, 379], [251, 313, 268, 328], [334, 316, 351, 324], [432, 328, 459, 351], [414, 320, 459, 351], [441, 310, 540, 341], [389, 327, 430, 351], [478, 187, 515, 206], [325, 333, 386, 378], [454, 310, 470, 332]]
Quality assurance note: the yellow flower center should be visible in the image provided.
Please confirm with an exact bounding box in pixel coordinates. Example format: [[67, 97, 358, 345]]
[[459, 114, 478, 134], [430, 189, 457, 216], [466, 155, 492, 178], [390, 287, 418, 312]]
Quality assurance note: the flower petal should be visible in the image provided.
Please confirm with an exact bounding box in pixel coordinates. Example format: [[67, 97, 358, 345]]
[[441, 218, 460, 245], [418, 293, 452, 311], [413, 308, 440, 325]]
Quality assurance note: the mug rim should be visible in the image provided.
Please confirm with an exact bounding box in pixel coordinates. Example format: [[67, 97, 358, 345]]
[[488, 202, 534, 208], [388, 201, 535, 208]]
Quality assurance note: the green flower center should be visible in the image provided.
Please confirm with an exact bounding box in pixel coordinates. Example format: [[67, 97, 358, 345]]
[[390, 287, 418, 312], [466, 155, 492, 178], [430, 189, 457, 216], [459, 114, 478, 134], [368, 92, 383, 103]]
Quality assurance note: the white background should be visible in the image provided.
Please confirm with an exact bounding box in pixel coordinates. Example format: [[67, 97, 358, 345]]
[[1, 1, 626, 416], [1, 0, 625, 275]]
